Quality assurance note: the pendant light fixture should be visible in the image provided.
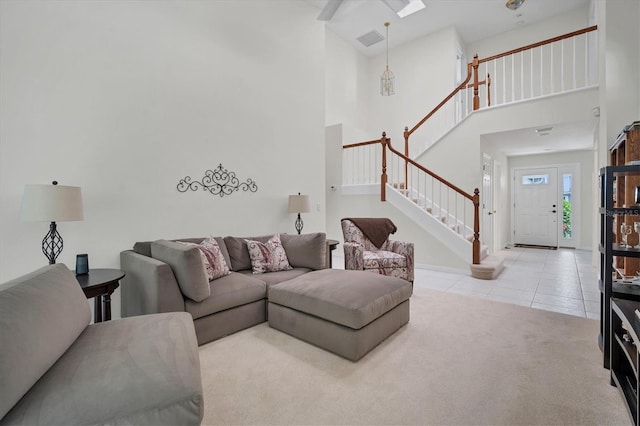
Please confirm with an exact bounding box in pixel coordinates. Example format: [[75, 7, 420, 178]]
[[505, 0, 525, 10], [380, 22, 395, 96]]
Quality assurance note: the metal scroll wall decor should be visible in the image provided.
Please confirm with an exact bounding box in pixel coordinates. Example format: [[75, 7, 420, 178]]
[[177, 164, 258, 197]]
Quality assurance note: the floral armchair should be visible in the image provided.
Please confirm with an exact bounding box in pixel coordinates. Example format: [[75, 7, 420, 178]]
[[341, 218, 414, 282]]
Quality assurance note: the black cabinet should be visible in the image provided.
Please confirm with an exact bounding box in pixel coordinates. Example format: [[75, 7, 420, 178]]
[[610, 298, 640, 425], [599, 165, 640, 369]]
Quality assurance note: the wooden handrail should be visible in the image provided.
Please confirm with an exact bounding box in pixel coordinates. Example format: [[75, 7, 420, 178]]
[[407, 63, 474, 136], [385, 136, 474, 200], [382, 133, 481, 264], [407, 25, 597, 138], [343, 139, 382, 149], [478, 25, 597, 64], [347, 25, 598, 151]]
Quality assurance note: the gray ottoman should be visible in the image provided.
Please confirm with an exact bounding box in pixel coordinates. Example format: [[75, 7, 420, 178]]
[[267, 269, 412, 361]]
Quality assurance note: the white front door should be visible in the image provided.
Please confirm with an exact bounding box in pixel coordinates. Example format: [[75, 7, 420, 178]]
[[514, 167, 559, 247]]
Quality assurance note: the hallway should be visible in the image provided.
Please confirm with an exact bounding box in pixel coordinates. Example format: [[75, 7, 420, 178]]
[[334, 246, 599, 319]]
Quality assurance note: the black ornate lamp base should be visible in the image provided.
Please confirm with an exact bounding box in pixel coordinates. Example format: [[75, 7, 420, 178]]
[[42, 221, 63, 264], [295, 213, 304, 235]]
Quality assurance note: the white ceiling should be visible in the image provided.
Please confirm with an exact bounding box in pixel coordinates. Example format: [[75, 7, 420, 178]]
[[306, 0, 596, 157], [306, 0, 590, 56], [481, 119, 597, 157]]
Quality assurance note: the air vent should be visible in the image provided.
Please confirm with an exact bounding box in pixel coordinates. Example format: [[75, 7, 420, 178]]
[[357, 30, 384, 47]]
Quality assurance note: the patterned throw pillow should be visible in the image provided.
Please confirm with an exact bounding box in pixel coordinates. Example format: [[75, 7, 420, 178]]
[[245, 233, 292, 274], [177, 237, 230, 281]]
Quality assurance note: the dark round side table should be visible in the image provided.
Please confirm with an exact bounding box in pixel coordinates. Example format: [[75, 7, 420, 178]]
[[76, 268, 125, 323], [327, 239, 340, 268]]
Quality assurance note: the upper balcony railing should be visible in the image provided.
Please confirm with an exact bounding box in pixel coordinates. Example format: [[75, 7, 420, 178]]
[[405, 25, 598, 159]]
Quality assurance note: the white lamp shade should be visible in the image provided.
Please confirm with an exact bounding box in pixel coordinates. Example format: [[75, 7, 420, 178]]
[[20, 184, 84, 222], [288, 194, 311, 213]]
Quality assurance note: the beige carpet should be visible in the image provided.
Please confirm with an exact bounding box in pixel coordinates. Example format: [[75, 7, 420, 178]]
[[199, 286, 629, 425]]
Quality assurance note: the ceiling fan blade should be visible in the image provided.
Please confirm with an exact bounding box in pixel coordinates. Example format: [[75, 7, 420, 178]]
[[317, 0, 344, 21]]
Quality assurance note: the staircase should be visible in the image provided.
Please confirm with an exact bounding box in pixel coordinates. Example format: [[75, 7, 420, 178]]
[[387, 177, 503, 280], [341, 26, 598, 279]]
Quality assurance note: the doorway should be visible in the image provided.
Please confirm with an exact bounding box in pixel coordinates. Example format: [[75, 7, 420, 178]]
[[482, 154, 495, 252], [455, 50, 467, 124]]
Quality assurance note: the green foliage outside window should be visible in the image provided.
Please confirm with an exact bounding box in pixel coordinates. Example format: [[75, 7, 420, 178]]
[[563, 199, 572, 238]]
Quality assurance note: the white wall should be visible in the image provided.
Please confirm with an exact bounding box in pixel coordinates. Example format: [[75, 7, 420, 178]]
[[325, 30, 371, 141], [324, 23, 470, 268], [0, 1, 325, 300], [419, 88, 598, 196], [597, 0, 640, 168], [367, 26, 462, 147], [467, 6, 591, 60]]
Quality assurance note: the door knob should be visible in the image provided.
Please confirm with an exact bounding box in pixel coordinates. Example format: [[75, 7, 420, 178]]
[[551, 210, 557, 213]]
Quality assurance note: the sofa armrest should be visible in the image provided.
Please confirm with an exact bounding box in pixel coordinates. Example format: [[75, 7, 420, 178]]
[[343, 242, 364, 271], [386, 240, 415, 281], [0, 264, 91, 420], [120, 250, 185, 317]]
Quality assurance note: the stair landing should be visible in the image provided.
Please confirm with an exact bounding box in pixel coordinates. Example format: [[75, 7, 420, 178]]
[[470, 255, 505, 280]]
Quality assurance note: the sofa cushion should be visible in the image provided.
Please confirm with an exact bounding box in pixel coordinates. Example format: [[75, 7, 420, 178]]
[[224, 235, 272, 271], [363, 250, 407, 269], [151, 240, 210, 302], [245, 234, 292, 274], [0, 264, 91, 420], [132, 240, 154, 257], [177, 238, 230, 281], [237, 268, 311, 288], [200, 237, 231, 279], [181, 237, 232, 269], [280, 232, 327, 270], [0, 312, 204, 425], [134, 237, 232, 269], [185, 272, 267, 320]]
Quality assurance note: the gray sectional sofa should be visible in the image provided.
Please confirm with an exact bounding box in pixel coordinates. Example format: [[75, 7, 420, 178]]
[[121, 231, 413, 362], [0, 264, 203, 425], [120, 232, 328, 345]]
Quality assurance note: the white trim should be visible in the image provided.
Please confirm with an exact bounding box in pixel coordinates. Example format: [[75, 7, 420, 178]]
[[558, 164, 581, 249]]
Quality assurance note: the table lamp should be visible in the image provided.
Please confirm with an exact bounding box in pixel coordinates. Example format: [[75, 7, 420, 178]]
[[20, 181, 84, 264], [288, 193, 310, 235]]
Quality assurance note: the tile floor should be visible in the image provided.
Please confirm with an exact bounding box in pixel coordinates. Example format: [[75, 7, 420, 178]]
[[333, 246, 600, 319]]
